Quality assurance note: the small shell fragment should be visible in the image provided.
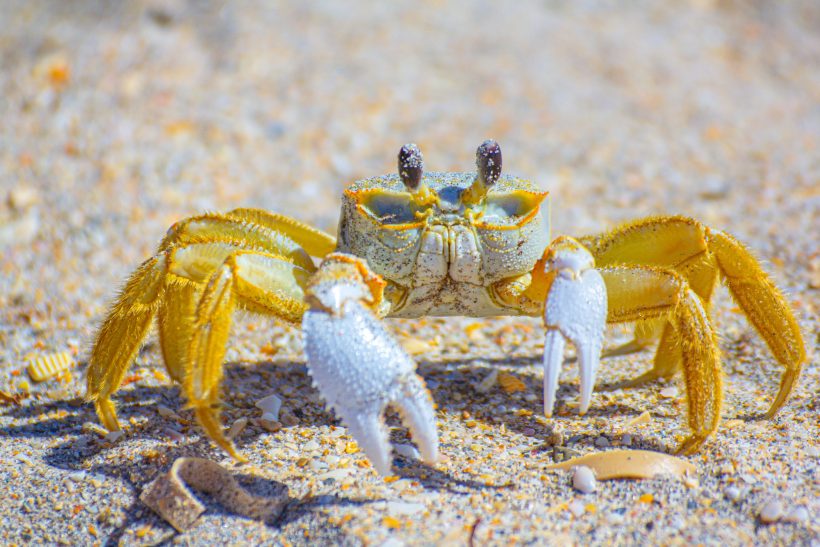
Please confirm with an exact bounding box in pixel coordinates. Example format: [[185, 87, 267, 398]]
[[572, 465, 597, 493], [476, 369, 499, 393], [226, 418, 249, 440], [401, 337, 433, 356], [623, 411, 651, 430], [140, 457, 288, 532], [498, 371, 526, 394], [256, 394, 283, 422], [547, 449, 696, 480], [26, 351, 74, 382]]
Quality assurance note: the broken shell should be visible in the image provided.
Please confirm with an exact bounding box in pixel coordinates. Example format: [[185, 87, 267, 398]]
[[547, 449, 696, 480], [140, 457, 288, 532], [256, 394, 283, 422], [26, 351, 74, 382], [623, 410, 651, 430]]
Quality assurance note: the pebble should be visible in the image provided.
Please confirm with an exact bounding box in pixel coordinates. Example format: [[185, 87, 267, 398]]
[[572, 466, 597, 494], [724, 486, 742, 502], [226, 418, 249, 440], [594, 436, 610, 448], [659, 386, 679, 398], [476, 369, 499, 393], [317, 469, 354, 482], [386, 501, 425, 515], [393, 443, 420, 460], [104, 430, 124, 443], [782, 506, 809, 523], [164, 428, 185, 442], [759, 499, 784, 523], [606, 512, 625, 525], [568, 499, 586, 517], [621, 434, 633, 447]]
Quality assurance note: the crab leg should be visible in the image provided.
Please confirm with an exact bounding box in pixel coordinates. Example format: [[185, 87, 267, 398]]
[[302, 253, 438, 475], [540, 237, 608, 417]]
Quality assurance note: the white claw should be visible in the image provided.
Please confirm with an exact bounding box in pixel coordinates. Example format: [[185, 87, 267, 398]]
[[543, 260, 607, 418], [543, 329, 566, 418], [303, 293, 439, 475]]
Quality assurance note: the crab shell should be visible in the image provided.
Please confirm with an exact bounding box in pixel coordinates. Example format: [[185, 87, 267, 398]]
[[337, 172, 549, 317]]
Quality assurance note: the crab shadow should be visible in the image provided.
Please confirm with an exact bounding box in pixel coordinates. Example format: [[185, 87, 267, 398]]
[[1, 357, 526, 541], [415, 354, 670, 454]]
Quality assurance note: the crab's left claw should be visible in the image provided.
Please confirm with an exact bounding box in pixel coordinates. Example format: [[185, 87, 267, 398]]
[[541, 237, 608, 418], [302, 254, 439, 475]]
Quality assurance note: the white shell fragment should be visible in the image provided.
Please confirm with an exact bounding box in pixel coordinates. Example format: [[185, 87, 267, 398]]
[[255, 394, 283, 422], [572, 465, 598, 493]]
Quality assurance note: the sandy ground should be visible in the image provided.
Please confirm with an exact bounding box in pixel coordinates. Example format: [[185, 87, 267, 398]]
[[1, 1, 818, 545]]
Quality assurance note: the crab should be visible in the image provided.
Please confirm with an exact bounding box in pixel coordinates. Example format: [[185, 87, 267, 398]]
[[86, 140, 806, 475]]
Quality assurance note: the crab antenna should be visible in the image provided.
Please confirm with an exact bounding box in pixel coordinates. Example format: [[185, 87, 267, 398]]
[[398, 143, 424, 191]]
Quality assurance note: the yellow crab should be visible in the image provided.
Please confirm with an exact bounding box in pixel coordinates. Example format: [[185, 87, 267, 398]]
[[86, 140, 806, 475]]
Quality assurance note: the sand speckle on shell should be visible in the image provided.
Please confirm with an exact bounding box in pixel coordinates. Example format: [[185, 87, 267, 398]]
[[1, 1, 818, 546]]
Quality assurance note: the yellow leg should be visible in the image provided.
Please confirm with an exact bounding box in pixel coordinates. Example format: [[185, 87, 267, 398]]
[[87, 208, 325, 444], [157, 274, 200, 383], [708, 230, 805, 416], [159, 212, 317, 272], [86, 256, 167, 431], [583, 216, 805, 412], [182, 249, 312, 460], [226, 208, 337, 258], [601, 265, 721, 454]]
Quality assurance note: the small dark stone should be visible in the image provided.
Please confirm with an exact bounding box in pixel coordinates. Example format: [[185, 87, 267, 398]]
[[476, 139, 502, 186], [398, 143, 424, 190]]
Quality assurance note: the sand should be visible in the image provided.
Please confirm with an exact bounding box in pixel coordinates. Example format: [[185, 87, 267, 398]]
[[0, 1, 818, 545]]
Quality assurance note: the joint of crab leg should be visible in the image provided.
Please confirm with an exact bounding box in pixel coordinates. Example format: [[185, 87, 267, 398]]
[[541, 238, 607, 417], [303, 254, 438, 475]]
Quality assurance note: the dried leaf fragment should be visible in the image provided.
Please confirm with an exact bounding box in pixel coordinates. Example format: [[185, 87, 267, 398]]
[[547, 449, 696, 480], [498, 371, 526, 394], [140, 457, 288, 532], [0, 390, 24, 406]]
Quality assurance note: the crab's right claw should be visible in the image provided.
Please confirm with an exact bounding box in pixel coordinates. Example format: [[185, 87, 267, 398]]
[[541, 237, 608, 418], [302, 254, 439, 476]]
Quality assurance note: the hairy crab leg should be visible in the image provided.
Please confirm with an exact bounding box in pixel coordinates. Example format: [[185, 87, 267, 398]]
[[540, 237, 608, 417], [302, 253, 438, 475]]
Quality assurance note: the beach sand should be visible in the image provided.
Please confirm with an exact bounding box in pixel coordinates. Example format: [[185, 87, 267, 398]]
[[1, 1, 817, 544]]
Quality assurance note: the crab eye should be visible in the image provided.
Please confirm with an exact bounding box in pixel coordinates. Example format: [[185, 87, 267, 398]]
[[357, 190, 420, 226], [476, 139, 502, 188], [398, 143, 424, 191]]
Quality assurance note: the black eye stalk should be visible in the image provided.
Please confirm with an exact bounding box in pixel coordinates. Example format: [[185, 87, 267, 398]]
[[398, 143, 424, 191], [476, 139, 502, 188], [464, 139, 502, 205]]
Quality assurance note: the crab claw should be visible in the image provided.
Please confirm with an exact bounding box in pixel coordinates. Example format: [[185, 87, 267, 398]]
[[542, 237, 608, 417], [302, 254, 438, 475]]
